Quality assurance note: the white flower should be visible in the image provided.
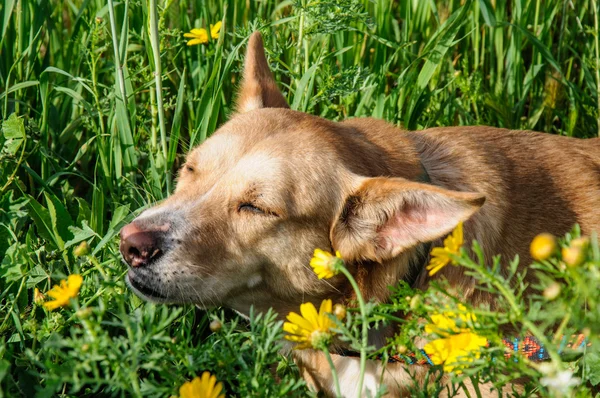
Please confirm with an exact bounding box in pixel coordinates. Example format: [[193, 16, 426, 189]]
[[540, 369, 580, 396]]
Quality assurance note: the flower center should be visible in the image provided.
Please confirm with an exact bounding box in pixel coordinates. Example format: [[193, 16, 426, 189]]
[[310, 329, 332, 349]]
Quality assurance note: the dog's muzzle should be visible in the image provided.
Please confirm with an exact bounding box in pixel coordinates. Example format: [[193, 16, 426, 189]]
[[119, 221, 169, 268]]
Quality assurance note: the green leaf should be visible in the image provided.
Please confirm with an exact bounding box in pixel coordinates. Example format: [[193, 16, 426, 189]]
[[26, 264, 50, 287], [0, 243, 24, 283], [584, 352, 600, 386], [478, 0, 497, 27], [64, 220, 97, 249], [0, 81, 40, 101], [26, 195, 57, 249], [1, 113, 26, 155], [1, 0, 16, 47], [44, 192, 74, 250], [108, 204, 131, 231]]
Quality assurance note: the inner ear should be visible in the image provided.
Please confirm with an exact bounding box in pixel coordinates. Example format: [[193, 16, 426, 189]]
[[331, 177, 485, 262], [235, 32, 289, 113]]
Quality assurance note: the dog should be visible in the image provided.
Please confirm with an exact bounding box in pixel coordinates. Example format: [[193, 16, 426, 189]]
[[119, 32, 600, 396]]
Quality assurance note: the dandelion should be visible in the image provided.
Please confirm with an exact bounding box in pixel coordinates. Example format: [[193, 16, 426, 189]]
[[43, 274, 83, 311], [423, 305, 487, 373], [310, 249, 343, 279], [283, 299, 335, 350], [530, 233, 557, 261], [184, 21, 222, 46], [179, 371, 225, 398], [426, 222, 464, 276]]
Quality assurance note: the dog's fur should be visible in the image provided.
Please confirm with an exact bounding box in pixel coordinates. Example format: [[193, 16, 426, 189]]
[[120, 32, 600, 396]]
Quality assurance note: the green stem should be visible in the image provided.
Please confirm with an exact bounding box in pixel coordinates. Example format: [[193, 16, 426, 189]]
[[339, 266, 368, 397], [107, 0, 129, 118], [0, 137, 26, 194], [0, 278, 26, 333], [88, 255, 108, 280], [296, 2, 305, 79], [323, 349, 342, 398], [469, 376, 483, 398], [148, 0, 171, 192]]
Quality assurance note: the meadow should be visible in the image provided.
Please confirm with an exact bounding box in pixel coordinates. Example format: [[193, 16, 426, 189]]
[[1, 0, 600, 396]]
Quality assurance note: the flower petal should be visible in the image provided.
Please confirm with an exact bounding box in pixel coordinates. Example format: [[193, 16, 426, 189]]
[[299, 302, 319, 328], [286, 312, 314, 332], [186, 38, 204, 46]]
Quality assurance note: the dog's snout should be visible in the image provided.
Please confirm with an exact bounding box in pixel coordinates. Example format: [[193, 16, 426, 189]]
[[119, 222, 166, 268]]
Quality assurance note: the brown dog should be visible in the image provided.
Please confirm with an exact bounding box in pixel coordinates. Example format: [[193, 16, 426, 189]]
[[119, 32, 600, 396]]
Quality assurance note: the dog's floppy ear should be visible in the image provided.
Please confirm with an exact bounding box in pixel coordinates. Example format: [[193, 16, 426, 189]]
[[235, 32, 289, 113], [331, 177, 485, 262]]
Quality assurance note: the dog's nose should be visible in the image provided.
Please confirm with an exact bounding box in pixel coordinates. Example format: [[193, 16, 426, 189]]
[[119, 222, 164, 268]]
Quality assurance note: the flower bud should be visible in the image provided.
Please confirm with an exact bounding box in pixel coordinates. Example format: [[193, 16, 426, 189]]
[[530, 233, 557, 261], [571, 237, 590, 249], [543, 282, 561, 300], [76, 307, 93, 318], [333, 304, 346, 320], [34, 288, 45, 306], [562, 246, 585, 267], [396, 344, 408, 354], [409, 295, 422, 310], [209, 320, 222, 333], [73, 241, 90, 257]]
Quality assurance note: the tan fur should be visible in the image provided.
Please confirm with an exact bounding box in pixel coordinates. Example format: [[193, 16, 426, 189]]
[[121, 32, 600, 396]]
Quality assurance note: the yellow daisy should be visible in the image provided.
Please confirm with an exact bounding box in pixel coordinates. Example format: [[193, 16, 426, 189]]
[[209, 21, 222, 39], [179, 372, 225, 398], [283, 299, 335, 350], [424, 331, 487, 373], [309, 249, 343, 279], [184, 21, 222, 46], [423, 306, 487, 373], [43, 274, 83, 311], [426, 222, 464, 276]]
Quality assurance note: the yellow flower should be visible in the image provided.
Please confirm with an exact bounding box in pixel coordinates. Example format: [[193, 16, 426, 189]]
[[426, 222, 464, 276], [179, 372, 225, 398], [42, 274, 83, 311], [424, 304, 475, 335], [424, 331, 487, 373], [184, 21, 222, 46], [283, 299, 335, 349], [423, 306, 487, 373], [210, 22, 222, 39], [530, 233, 557, 261], [310, 249, 343, 279], [562, 246, 585, 267], [561, 236, 590, 267]]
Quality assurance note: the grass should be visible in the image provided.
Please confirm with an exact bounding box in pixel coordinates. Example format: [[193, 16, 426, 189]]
[[0, 0, 600, 396]]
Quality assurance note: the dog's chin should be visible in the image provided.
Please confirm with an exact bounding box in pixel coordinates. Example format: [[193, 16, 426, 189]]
[[126, 270, 170, 303]]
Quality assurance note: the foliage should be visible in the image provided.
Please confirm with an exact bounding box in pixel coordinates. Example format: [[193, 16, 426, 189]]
[[1, 0, 600, 395]]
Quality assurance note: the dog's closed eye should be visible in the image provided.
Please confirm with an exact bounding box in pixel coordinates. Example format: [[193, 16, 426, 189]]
[[238, 202, 280, 217], [238, 202, 265, 214]]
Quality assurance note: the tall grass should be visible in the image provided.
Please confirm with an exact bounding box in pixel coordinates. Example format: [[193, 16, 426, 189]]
[[0, 0, 599, 396]]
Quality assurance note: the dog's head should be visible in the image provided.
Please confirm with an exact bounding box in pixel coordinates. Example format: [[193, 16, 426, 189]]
[[120, 32, 484, 315]]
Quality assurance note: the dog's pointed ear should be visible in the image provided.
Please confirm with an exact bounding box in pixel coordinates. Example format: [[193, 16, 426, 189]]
[[235, 32, 289, 113], [331, 177, 485, 262]]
